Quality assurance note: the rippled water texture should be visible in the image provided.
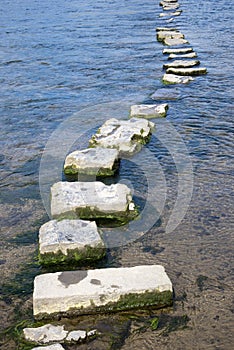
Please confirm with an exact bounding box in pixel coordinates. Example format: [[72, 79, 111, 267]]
[[0, 0, 233, 349]]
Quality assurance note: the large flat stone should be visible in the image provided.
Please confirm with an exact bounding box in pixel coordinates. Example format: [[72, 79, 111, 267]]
[[130, 104, 169, 118], [39, 219, 105, 265], [89, 118, 154, 156], [168, 52, 197, 59], [163, 59, 200, 69], [163, 47, 194, 54], [163, 73, 194, 84], [157, 31, 184, 43], [164, 37, 189, 46], [150, 88, 181, 100], [156, 27, 179, 32], [166, 67, 207, 76], [33, 265, 173, 319], [64, 147, 119, 177], [50, 181, 137, 223]]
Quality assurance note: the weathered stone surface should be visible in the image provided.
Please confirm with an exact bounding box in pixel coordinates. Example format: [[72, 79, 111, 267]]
[[64, 147, 119, 177], [163, 59, 200, 69], [130, 104, 169, 118], [163, 47, 193, 54], [50, 181, 137, 223], [166, 67, 207, 76], [159, 10, 182, 18], [31, 345, 64, 350], [163, 73, 194, 84], [66, 330, 86, 342], [160, 1, 180, 10], [150, 88, 180, 100], [89, 118, 154, 156], [157, 31, 184, 42], [168, 52, 197, 59], [164, 37, 189, 46], [156, 27, 178, 32], [33, 265, 173, 319], [23, 324, 68, 344], [39, 219, 105, 265]]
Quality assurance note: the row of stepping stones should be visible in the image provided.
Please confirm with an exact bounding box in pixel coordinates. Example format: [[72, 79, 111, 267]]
[[157, 0, 207, 84], [26, 114, 173, 348]]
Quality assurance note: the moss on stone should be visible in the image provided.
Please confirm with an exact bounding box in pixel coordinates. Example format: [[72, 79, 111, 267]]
[[35, 290, 173, 320], [39, 244, 106, 266], [64, 160, 120, 178]]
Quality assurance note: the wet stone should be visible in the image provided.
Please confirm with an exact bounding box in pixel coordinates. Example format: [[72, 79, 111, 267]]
[[164, 37, 188, 46], [130, 104, 169, 118], [38, 219, 105, 265], [33, 265, 173, 319], [168, 52, 197, 59], [166, 67, 207, 76], [163, 73, 194, 84], [64, 147, 119, 177], [150, 88, 181, 100], [50, 181, 137, 223], [163, 59, 200, 69], [163, 47, 194, 54], [157, 31, 184, 42], [89, 117, 154, 156], [66, 330, 86, 342], [156, 27, 179, 32], [23, 324, 68, 344]]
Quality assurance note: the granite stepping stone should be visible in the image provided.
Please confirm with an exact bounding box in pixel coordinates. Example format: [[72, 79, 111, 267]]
[[64, 147, 119, 177], [163, 47, 194, 54], [156, 27, 179, 32], [166, 67, 207, 76], [168, 52, 197, 59], [38, 219, 106, 265], [157, 31, 184, 43], [163, 59, 200, 69], [33, 265, 173, 319], [50, 181, 137, 223], [130, 103, 169, 118], [89, 117, 154, 156], [163, 73, 194, 84], [163, 37, 189, 46]]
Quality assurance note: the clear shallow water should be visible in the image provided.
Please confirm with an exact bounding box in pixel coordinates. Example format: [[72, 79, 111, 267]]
[[0, 0, 233, 349]]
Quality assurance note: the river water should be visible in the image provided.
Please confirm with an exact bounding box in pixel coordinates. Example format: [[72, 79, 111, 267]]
[[0, 0, 233, 349]]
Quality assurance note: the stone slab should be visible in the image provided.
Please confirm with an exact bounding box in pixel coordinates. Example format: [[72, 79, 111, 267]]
[[33, 265, 173, 319], [31, 345, 64, 350], [164, 37, 188, 46], [163, 47, 194, 54], [168, 52, 197, 59], [157, 31, 184, 42], [163, 59, 200, 69], [39, 219, 105, 265], [64, 147, 119, 177], [50, 181, 137, 223], [130, 104, 169, 118], [156, 27, 179, 32], [163, 73, 194, 84], [150, 88, 180, 100], [166, 67, 207, 76], [24, 324, 68, 344], [89, 118, 154, 156]]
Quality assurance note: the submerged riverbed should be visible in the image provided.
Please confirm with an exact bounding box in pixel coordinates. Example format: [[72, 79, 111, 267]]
[[0, 0, 233, 349]]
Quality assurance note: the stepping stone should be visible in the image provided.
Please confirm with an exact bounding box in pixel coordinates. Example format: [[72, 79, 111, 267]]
[[33, 265, 173, 319], [89, 118, 154, 156], [64, 147, 119, 177], [163, 59, 200, 69], [157, 31, 184, 42], [130, 103, 169, 118], [164, 37, 189, 46], [50, 181, 137, 223], [31, 345, 64, 350], [166, 67, 207, 76], [159, 10, 182, 18], [38, 219, 105, 265], [24, 324, 68, 344], [150, 88, 181, 100], [161, 4, 180, 11], [168, 52, 197, 59], [156, 27, 179, 32], [66, 330, 86, 342], [163, 47, 194, 54], [163, 73, 194, 84]]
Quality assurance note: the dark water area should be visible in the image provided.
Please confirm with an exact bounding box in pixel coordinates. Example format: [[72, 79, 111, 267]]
[[0, 0, 233, 349]]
